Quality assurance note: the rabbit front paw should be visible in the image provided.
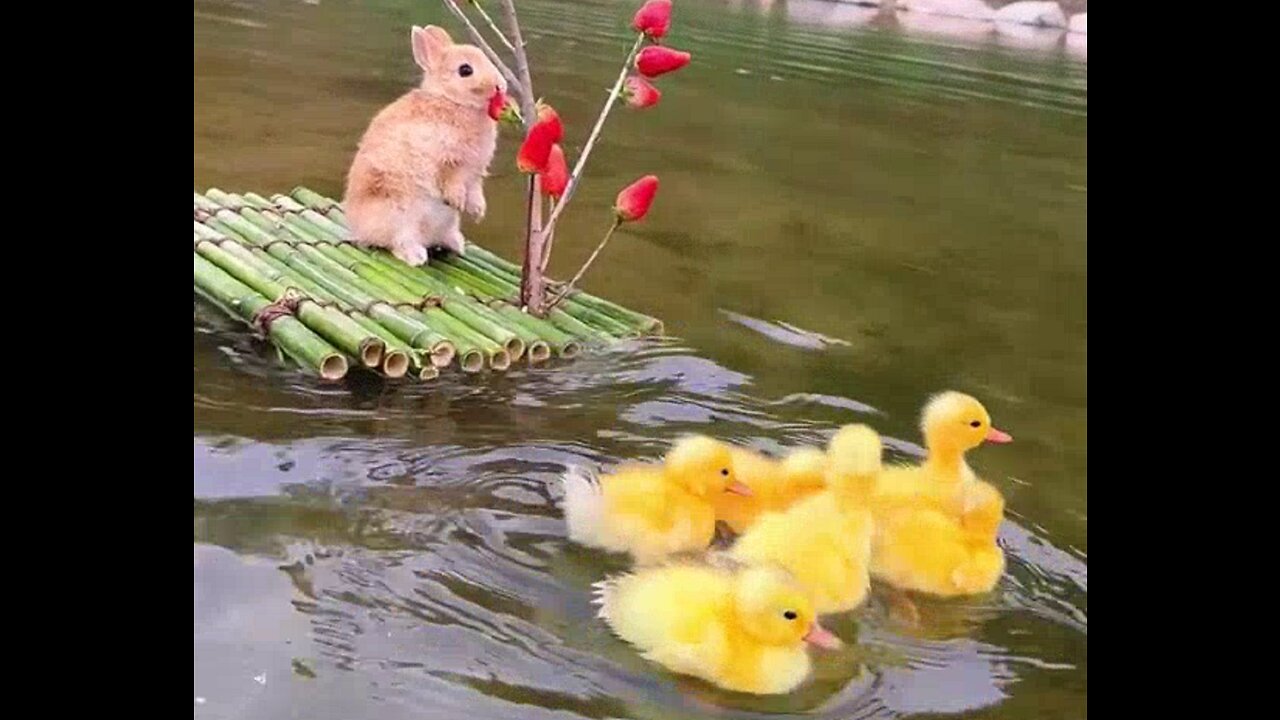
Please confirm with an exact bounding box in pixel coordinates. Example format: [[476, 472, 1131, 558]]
[[393, 243, 430, 267], [464, 185, 486, 221], [441, 182, 469, 214]]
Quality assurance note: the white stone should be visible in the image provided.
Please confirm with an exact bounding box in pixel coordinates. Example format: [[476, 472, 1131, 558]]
[[1065, 30, 1087, 60], [898, 11, 997, 42], [787, 0, 879, 28], [994, 1, 1068, 28], [900, 0, 996, 22], [1069, 12, 1087, 34], [995, 20, 1065, 51]]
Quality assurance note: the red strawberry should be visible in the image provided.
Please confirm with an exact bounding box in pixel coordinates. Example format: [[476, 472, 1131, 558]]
[[614, 175, 659, 222], [622, 76, 662, 109], [632, 0, 672, 40], [539, 144, 569, 198], [635, 46, 691, 78]]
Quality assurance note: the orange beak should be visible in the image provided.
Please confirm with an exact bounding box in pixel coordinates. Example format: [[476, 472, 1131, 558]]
[[725, 480, 753, 497], [802, 622, 842, 650], [985, 427, 1013, 444]]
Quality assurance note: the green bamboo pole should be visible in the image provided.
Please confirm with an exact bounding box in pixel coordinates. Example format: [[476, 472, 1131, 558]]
[[286, 187, 653, 336], [212, 197, 514, 359], [424, 262, 596, 353], [286, 236, 511, 371], [198, 211, 457, 369], [217, 198, 523, 368], [199, 203, 470, 371], [222, 188, 665, 370], [270, 197, 612, 352], [416, 253, 613, 343], [224, 239, 437, 379], [199, 234, 417, 379], [347, 313, 432, 380], [274, 211, 529, 363], [449, 251, 639, 338], [193, 238, 387, 371], [353, 252, 571, 361], [460, 242, 661, 335], [270, 201, 583, 361], [358, 251, 530, 362], [259, 244, 456, 370], [291, 186, 341, 213], [194, 253, 348, 380]]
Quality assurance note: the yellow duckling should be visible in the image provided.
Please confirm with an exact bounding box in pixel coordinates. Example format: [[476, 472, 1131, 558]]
[[727, 425, 882, 614], [593, 559, 842, 695], [561, 435, 752, 564], [712, 446, 830, 535], [863, 391, 1013, 597]]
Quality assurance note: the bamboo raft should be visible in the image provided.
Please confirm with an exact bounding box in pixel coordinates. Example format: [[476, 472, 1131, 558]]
[[194, 188, 663, 381]]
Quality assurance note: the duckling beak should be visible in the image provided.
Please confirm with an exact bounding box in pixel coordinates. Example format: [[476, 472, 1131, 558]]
[[984, 427, 1013, 444], [802, 622, 842, 650], [725, 480, 753, 497]]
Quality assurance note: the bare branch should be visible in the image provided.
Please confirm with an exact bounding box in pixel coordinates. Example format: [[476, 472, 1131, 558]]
[[440, 0, 525, 100], [539, 34, 645, 272], [468, 0, 516, 51], [546, 219, 622, 311], [498, 0, 537, 127], [496, 0, 549, 312]]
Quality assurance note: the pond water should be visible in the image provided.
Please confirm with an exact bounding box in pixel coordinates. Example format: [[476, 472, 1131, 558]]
[[194, 1, 1086, 718]]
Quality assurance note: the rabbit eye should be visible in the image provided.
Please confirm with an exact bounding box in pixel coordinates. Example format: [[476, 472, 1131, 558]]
[[458, 63, 474, 78], [783, 611, 797, 620]]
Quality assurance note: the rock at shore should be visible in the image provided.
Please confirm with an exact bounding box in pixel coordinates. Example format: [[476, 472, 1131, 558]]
[[994, 1, 1068, 28], [900, 0, 996, 21]]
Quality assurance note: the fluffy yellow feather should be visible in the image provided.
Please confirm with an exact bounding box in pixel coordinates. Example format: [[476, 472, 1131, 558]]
[[593, 559, 842, 695], [861, 392, 1013, 597], [727, 424, 882, 614], [712, 446, 830, 535], [561, 436, 752, 564]]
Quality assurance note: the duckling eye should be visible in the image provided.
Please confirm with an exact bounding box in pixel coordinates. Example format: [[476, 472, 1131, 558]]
[[720, 468, 729, 477], [783, 610, 797, 620], [458, 63, 474, 77], [969, 420, 982, 428]]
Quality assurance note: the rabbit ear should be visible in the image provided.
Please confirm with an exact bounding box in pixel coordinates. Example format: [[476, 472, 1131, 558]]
[[411, 25, 453, 71]]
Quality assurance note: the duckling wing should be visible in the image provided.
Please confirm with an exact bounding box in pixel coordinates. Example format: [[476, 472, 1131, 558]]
[[959, 481, 1005, 540], [872, 506, 970, 591], [594, 564, 732, 673]]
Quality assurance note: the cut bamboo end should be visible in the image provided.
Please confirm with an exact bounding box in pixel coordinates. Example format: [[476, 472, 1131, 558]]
[[358, 338, 385, 368], [559, 341, 582, 359], [320, 354, 348, 381], [505, 336, 526, 361], [527, 341, 552, 364], [430, 342, 457, 368], [489, 349, 512, 372], [459, 350, 485, 373], [382, 350, 411, 378], [418, 366, 440, 382]]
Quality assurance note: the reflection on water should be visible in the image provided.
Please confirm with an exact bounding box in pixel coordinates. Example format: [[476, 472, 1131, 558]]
[[195, 336, 1085, 720], [195, 1, 1085, 718]]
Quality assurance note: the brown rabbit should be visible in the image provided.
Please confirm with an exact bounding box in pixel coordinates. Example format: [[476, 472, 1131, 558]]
[[343, 25, 507, 266]]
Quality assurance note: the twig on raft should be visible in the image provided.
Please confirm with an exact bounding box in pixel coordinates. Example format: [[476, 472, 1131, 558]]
[[494, 0, 551, 313], [546, 219, 621, 311]]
